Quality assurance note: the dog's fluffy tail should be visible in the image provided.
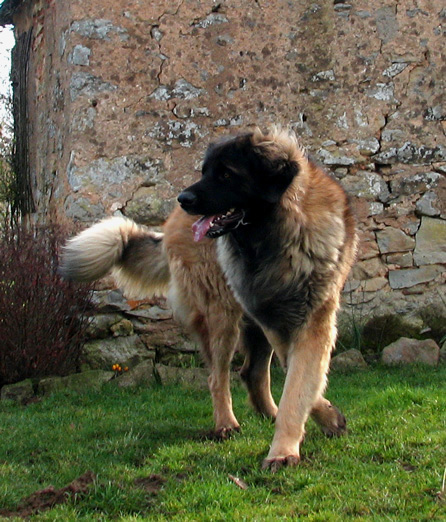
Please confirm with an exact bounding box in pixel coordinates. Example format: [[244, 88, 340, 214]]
[[59, 216, 170, 298]]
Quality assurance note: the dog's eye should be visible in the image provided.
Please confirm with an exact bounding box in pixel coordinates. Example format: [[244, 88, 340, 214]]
[[220, 172, 231, 182]]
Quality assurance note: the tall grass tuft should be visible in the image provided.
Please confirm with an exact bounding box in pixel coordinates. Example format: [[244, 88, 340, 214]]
[[0, 224, 93, 387]]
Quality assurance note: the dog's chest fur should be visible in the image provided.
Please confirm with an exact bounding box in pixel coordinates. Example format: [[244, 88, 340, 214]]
[[216, 201, 346, 343], [218, 234, 320, 343]]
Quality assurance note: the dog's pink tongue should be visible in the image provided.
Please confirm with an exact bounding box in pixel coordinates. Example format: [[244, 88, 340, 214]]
[[192, 216, 214, 242]]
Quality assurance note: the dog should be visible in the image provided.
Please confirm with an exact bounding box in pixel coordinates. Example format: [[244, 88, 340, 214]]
[[60, 127, 357, 471]]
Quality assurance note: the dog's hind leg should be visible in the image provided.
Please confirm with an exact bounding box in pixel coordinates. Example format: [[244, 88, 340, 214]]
[[262, 299, 338, 471], [205, 307, 242, 439], [191, 306, 241, 439], [239, 316, 278, 420]]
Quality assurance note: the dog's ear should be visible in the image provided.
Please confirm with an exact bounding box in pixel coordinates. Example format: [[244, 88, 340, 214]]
[[260, 158, 298, 203], [250, 129, 301, 203]]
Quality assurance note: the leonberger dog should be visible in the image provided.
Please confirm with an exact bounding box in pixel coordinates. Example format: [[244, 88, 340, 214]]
[[60, 127, 357, 471]]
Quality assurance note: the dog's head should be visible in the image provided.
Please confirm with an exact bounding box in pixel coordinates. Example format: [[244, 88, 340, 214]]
[[178, 128, 304, 241]]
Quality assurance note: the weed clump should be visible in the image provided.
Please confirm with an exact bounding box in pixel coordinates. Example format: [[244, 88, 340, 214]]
[[0, 225, 93, 387]]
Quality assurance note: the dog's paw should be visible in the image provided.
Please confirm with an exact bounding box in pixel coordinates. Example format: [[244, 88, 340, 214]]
[[215, 425, 241, 440], [203, 425, 241, 441], [319, 406, 347, 438], [311, 402, 347, 438], [261, 454, 300, 472]]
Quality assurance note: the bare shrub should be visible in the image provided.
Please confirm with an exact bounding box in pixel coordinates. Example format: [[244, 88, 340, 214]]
[[0, 225, 93, 386]]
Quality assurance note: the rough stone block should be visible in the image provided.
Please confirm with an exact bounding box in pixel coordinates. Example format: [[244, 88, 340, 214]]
[[381, 338, 440, 366], [86, 313, 126, 339], [125, 186, 177, 225], [114, 360, 154, 388], [368, 202, 384, 216], [64, 195, 104, 222], [154, 364, 209, 390], [91, 290, 131, 312], [388, 265, 443, 289], [68, 154, 163, 195], [331, 349, 368, 370], [1, 379, 35, 402], [148, 120, 208, 148], [352, 257, 387, 280], [126, 306, 173, 321], [111, 319, 134, 337], [360, 277, 388, 292], [416, 191, 441, 217], [383, 62, 408, 78], [440, 342, 446, 365], [149, 79, 205, 101], [317, 148, 357, 166], [373, 144, 446, 165], [69, 44, 91, 66], [414, 217, 446, 265], [386, 252, 413, 268], [366, 82, 395, 102], [69, 71, 117, 101], [376, 227, 415, 254], [38, 371, 114, 395], [82, 335, 154, 370], [390, 172, 441, 197], [341, 172, 390, 202], [70, 18, 129, 41], [192, 12, 228, 29]]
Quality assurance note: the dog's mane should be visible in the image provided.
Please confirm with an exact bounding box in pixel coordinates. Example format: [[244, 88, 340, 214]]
[[250, 126, 307, 166]]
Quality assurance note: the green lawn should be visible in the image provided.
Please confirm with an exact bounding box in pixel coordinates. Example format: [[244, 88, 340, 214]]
[[0, 365, 445, 520]]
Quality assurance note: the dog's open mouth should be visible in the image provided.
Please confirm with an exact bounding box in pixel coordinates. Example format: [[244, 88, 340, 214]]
[[192, 209, 247, 242]]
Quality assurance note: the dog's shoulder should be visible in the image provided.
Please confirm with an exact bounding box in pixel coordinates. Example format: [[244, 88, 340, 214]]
[[278, 158, 357, 266]]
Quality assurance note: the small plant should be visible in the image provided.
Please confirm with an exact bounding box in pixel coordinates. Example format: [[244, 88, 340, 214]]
[[337, 288, 366, 354], [0, 224, 93, 387], [112, 364, 129, 376]]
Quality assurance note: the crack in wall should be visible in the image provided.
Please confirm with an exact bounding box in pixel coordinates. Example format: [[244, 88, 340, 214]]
[[152, 0, 185, 86], [121, 184, 141, 215], [404, 50, 430, 93], [156, 0, 185, 24]]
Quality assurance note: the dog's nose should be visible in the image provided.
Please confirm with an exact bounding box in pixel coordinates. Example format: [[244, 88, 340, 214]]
[[178, 191, 197, 208]]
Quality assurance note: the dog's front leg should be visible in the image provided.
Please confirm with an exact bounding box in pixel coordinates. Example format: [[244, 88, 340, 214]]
[[262, 300, 338, 472]]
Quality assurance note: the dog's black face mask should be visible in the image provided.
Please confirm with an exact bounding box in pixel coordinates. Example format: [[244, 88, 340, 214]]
[[178, 133, 299, 241]]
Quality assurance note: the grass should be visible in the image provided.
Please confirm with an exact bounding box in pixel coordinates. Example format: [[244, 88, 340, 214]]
[[0, 365, 445, 520]]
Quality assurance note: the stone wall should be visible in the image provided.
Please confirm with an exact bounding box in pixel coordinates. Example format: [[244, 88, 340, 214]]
[[2, 0, 445, 344]]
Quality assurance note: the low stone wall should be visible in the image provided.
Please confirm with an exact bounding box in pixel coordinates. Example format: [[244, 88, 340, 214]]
[[2, 335, 444, 403], [82, 288, 202, 372]]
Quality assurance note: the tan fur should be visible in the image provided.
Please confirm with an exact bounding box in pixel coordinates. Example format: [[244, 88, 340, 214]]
[[60, 128, 357, 467]]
